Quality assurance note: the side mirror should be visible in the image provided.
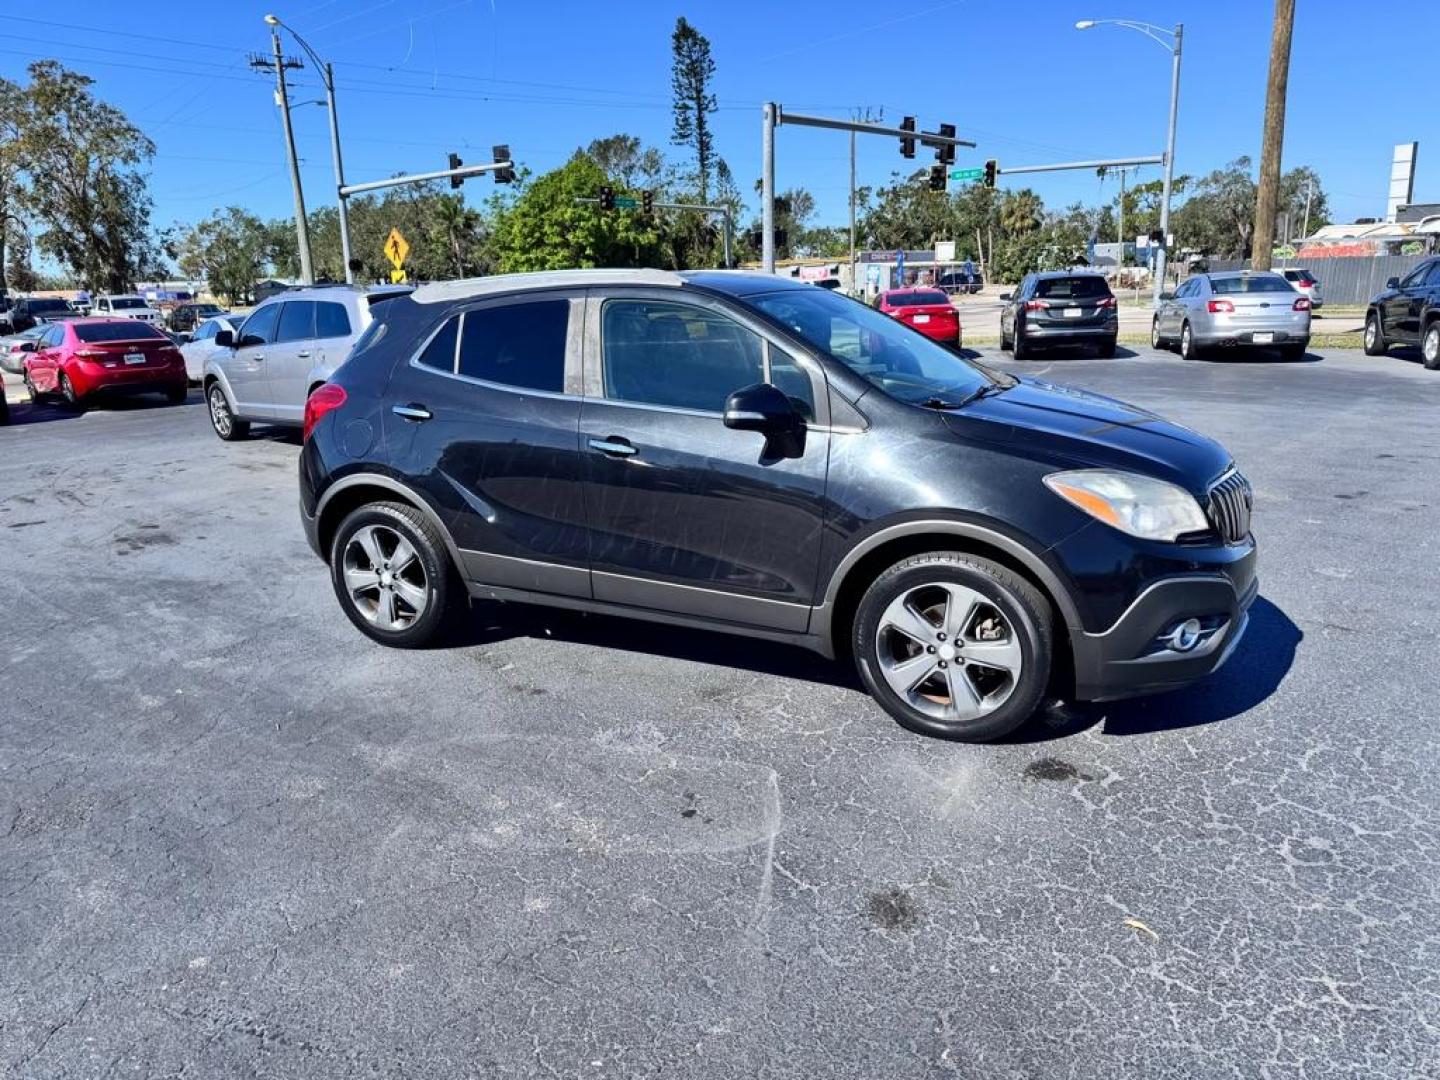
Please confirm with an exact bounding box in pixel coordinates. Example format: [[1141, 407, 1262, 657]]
[[1386, 276, 1400, 289], [1160, 290, 1175, 301], [213, 330, 234, 348], [18, 341, 36, 352], [724, 382, 805, 457], [998, 292, 1013, 302]]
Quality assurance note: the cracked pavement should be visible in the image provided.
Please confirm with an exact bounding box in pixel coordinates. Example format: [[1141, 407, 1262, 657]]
[[1, 347, 1437, 1078]]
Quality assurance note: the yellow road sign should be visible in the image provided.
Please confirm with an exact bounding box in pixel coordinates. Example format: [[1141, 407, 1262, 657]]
[[384, 228, 410, 269], [390, 268, 408, 284]]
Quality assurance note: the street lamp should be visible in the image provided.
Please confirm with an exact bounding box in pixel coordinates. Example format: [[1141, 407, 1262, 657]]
[[264, 14, 355, 284], [1077, 18, 1182, 306]]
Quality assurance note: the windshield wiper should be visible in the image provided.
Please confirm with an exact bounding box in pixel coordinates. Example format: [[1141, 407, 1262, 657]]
[[951, 382, 1010, 408]]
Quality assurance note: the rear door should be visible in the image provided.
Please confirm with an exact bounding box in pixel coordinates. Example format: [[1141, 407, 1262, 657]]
[[384, 292, 592, 598], [267, 300, 315, 423], [578, 289, 830, 631], [309, 299, 356, 381]]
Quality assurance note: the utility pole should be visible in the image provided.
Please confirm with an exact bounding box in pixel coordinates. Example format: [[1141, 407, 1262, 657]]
[[1251, 0, 1295, 272], [251, 34, 313, 284], [1301, 178, 1315, 241], [849, 127, 856, 290], [1118, 167, 1127, 271]]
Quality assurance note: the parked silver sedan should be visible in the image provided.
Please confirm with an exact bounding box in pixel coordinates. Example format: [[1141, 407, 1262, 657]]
[[1152, 271, 1312, 361]]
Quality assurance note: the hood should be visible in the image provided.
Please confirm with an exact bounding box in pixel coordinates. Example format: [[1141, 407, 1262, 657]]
[[940, 375, 1232, 494]]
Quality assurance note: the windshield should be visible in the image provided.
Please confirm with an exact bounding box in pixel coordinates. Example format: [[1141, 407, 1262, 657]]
[[110, 297, 147, 309], [747, 287, 994, 405], [32, 299, 72, 313], [1211, 275, 1294, 294], [195, 304, 223, 315]]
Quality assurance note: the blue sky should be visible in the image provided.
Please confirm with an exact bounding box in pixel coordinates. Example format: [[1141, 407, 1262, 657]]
[[1, 0, 1435, 245]]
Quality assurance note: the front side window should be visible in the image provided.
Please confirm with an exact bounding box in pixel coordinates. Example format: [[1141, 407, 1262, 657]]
[[41, 325, 64, 348], [601, 300, 764, 412], [238, 302, 280, 347], [1424, 262, 1440, 286], [748, 288, 993, 407], [1400, 263, 1431, 289], [275, 301, 315, 343], [457, 299, 568, 392], [194, 320, 217, 342], [315, 302, 352, 339]]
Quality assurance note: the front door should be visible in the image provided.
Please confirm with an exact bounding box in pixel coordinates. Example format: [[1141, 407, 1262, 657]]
[[1386, 261, 1431, 343], [579, 291, 830, 632], [385, 293, 591, 599], [225, 302, 280, 418], [266, 299, 315, 423]]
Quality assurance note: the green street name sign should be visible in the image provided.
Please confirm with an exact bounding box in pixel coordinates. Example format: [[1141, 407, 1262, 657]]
[[614, 196, 639, 209], [948, 168, 983, 181]]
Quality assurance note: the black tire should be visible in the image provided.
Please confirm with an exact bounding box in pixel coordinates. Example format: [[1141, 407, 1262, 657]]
[[852, 551, 1053, 743], [1096, 336, 1117, 359], [206, 382, 249, 441], [1179, 321, 1202, 361], [166, 384, 188, 405], [999, 321, 1013, 351], [1150, 316, 1167, 351], [1423, 322, 1440, 370], [1012, 319, 1029, 360], [0, 393, 9, 426], [329, 501, 465, 649], [58, 372, 85, 411], [1362, 311, 1386, 356]]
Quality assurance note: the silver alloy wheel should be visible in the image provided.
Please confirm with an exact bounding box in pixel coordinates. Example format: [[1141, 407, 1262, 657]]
[[342, 524, 428, 631], [208, 385, 232, 437], [1425, 325, 1439, 365], [1151, 318, 1162, 349], [874, 582, 1022, 723], [1364, 316, 1378, 351], [1181, 323, 1192, 358]]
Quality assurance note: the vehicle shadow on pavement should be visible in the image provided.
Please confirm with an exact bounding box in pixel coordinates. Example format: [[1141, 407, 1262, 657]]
[[1205, 349, 1321, 364], [2, 394, 202, 426], [450, 601, 858, 689], [1017, 596, 1303, 742]]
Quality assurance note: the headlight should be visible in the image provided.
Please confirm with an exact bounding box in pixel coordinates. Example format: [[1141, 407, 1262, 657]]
[[1044, 468, 1209, 542]]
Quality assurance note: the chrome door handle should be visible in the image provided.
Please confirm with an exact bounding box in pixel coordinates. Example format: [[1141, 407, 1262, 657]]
[[588, 437, 637, 457], [392, 404, 432, 422], [297, 350, 312, 358]]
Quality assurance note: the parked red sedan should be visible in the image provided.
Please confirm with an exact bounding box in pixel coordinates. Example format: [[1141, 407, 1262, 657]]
[[22, 318, 188, 409], [878, 287, 961, 347]]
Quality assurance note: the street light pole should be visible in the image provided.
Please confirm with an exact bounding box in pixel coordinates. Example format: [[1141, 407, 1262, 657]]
[[265, 15, 354, 283], [1077, 19, 1182, 305]]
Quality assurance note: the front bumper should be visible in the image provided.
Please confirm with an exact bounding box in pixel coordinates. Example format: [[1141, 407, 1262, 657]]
[[1070, 566, 1259, 701]]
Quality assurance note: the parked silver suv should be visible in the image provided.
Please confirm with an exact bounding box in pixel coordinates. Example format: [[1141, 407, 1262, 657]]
[[203, 285, 408, 440], [1152, 271, 1311, 361]]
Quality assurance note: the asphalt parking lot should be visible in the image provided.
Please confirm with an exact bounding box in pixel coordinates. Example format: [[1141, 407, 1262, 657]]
[[3, 347, 1438, 1079]]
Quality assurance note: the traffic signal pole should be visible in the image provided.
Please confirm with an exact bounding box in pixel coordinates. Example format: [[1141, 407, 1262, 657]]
[[761, 104, 974, 273], [338, 159, 513, 197]]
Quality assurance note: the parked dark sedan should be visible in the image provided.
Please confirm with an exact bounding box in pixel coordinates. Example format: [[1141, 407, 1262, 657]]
[[999, 271, 1118, 358], [299, 269, 1255, 743], [1364, 256, 1440, 369]]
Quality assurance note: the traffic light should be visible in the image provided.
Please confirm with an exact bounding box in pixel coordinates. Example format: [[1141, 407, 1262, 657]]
[[598, 185, 615, 211], [982, 159, 998, 188], [899, 116, 916, 159], [936, 123, 956, 166], [492, 144, 514, 184], [1149, 229, 1166, 246], [774, 228, 788, 252], [929, 165, 946, 192], [642, 189, 654, 214], [448, 152, 464, 189]]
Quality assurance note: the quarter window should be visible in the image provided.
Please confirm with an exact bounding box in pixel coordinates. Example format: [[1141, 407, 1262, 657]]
[[238, 303, 280, 347], [274, 301, 315, 343], [601, 300, 764, 412], [457, 300, 569, 392], [416, 316, 459, 372], [315, 302, 351, 339]]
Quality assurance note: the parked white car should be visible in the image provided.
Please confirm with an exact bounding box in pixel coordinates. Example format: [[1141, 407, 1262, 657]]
[[92, 294, 162, 323], [180, 315, 237, 384]]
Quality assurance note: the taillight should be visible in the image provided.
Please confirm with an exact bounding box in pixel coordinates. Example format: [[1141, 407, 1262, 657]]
[[303, 383, 347, 441], [1293, 297, 1311, 311], [1024, 299, 1047, 311], [1207, 299, 1235, 314], [74, 348, 106, 359], [1095, 296, 1117, 309]]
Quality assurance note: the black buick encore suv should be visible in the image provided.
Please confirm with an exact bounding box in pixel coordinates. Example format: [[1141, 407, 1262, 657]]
[[300, 270, 1256, 742]]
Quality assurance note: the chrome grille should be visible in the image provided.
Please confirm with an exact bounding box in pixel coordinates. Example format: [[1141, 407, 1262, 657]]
[[1207, 469, 1253, 543]]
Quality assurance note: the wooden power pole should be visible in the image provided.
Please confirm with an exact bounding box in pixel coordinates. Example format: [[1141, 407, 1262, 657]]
[[1251, 0, 1295, 271]]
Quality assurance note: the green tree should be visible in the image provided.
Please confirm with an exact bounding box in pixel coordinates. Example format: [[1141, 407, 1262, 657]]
[[586, 134, 666, 191], [492, 152, 665, 272], [176, 207, 271, 304], [0, 75, 24, 294], [1171, 157, 1259, 258], [1279, 166, 1329, 239], [14, 61, 157, 291], [670, 18, 718, 202]]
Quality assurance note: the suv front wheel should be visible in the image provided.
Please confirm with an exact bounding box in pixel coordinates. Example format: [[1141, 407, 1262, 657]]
[[853, 552, 1052, 742], [329, 502, 462, 648]]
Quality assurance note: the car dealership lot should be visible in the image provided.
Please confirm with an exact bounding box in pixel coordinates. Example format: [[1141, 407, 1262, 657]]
[[2, 349, 1437, 1078]]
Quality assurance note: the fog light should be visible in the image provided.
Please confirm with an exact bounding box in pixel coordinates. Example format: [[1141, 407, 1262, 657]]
[[1162, 618, 1203, 653]]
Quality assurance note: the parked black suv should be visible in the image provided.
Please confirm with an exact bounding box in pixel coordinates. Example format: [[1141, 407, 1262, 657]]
[[999, 271, 1119, 358], [5, 296, 77, 334], [299, 270, 1256, 742], [1364, 257, 1440, 369]]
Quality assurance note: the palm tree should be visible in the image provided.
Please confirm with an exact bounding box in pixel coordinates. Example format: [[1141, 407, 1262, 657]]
[[432, 194, 480, 279]]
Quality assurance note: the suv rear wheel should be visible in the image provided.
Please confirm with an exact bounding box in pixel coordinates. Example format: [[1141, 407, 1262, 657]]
[[853, 552, 1052, 742], [329, 501, 462, 648], [1423, 322, 1440, 370]]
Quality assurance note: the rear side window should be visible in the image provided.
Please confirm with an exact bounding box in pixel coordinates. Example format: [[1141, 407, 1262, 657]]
[[1210, 276, 1293, 294], [457, 300, 569, 392], [315, 302, 352, 339], [416, 317, 459, 372], [275, 301, 315, 343], [1035, 276, 1111, 299], [74, 322, 166, 343]]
